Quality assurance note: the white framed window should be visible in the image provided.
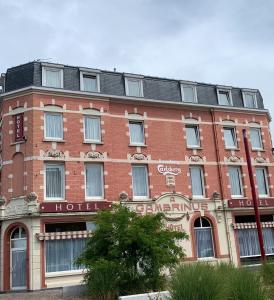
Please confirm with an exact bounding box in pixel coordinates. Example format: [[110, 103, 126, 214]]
[[186, 125, 200, 148], [243, 91, 257, 108], [181, 83, 197, 103], [132, 165, 149, 199], [189, 166, 205, 198], [125, 77, 144, 97], [42, 67, 63, 88], [223, 127, 237, 149], [250, 128, 263, 150], [44, 112, 63, 140], [194, 217, 215, 259], [217, 89, 233, 106], [129, 121, 145, 145], [85, 163, 104, 199], [255, 168, 269, 197], [228, 166, 243, 197], [80, 72, 100, 92], [84, 116, 101, 142], [45, 163, 65, 200]]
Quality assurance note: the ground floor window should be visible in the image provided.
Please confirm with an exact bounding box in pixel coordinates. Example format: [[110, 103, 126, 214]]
[[45, 238, 86, 273], [194, 217, 215, 258]]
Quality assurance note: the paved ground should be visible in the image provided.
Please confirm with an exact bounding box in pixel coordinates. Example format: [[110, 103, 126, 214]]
[[0, 289, 89, 300]]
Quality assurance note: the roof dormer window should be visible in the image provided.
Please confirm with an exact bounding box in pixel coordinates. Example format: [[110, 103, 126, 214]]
[[243, 90, 257, 108], [42, 65, 63, 88], [80, 68, 100, 93], [125, 75, 144, 97], [180, 82, 197, 103], [217, 88, 233, 106]]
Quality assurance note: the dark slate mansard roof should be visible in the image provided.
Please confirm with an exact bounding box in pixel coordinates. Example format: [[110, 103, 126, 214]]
[[2, 61, 265, 110]]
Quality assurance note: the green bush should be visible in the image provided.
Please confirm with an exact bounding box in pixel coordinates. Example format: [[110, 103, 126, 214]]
[[169, 263, 223, 300]]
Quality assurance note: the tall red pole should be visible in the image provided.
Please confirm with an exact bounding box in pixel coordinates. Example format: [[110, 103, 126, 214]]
[[243, 129, 266, 261]]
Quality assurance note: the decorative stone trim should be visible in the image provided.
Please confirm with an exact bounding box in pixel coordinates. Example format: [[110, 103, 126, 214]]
[[43, 149, 65, 158], [36, 231, 93, 241], [225, 155, 241, 163], [85, 151, 105, 159], [128, 153, 150, 161], [186, 155, 204, 163], [254, 157, 266, 163]]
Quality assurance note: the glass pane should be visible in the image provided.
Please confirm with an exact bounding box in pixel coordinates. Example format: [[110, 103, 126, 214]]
[[132, 166, 148, 197], [201, 217, 211, 227], [245, 93, 256, 108], [11, 228, 20, 239], [11, 239, 27, 249], [224, 128, 236, 148], [256, 168, 268, 195], [195, 228, 214, 258], [46, 165, 64, 198], [12, 249, 27, 288], [86, 164, 103, 197], [84, 117, 101, 141], [129, 122, 144, 144], [186, 126, 199, 147], [218, 91, 231, 105], [45, 113, 63, 139], [183, 86, 194, 102], [190, 167, 204, 196], [229, 167, 242, 196], [250, 129, 262, 149], [45, 69, 62, 88], [127, 79, 142, 97], [83, 75, 97, 92]]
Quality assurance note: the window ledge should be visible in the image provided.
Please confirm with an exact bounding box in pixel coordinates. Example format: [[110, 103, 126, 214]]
[[129, 144, 147, 147], [10, 141, 26, 146], [83, 141, 103, 145], [230, 196, 247, 200], [133, 197, 150, 201], [43, 138, 65, 143], [85, 198, 105, 201], [44, 199, 66, 202], [46, 269, 85, 278], [225, 147, 239, 151], [191, 197, 210, 201], [252, 149, 265, 152], [186, 146, 203, 150]]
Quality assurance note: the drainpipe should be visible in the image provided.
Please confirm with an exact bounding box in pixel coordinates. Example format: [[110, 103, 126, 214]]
[[210, 109, 233, 263]]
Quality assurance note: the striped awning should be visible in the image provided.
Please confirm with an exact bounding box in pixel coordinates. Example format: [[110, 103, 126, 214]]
[[233, 222, 274, 229], [36, 230, 94, 241]]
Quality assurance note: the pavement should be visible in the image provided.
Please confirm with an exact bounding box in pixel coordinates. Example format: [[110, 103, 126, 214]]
[[0, 289, 89, 300]]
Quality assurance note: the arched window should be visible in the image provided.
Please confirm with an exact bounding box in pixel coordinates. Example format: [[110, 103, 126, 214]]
[[194, 217, 215, 258]]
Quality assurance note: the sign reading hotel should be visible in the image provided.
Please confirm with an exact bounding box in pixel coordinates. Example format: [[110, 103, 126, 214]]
[[228, 198, 274, 208], [14, 113, 24, 142], [40, 201, 112, 213], [157, 165, 181, 176]]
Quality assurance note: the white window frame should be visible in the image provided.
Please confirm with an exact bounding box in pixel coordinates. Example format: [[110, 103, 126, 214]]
[[189, 166, 205, 199], [44, 112, 63, 140], [85, 163, 104, 200], [243, 90, 258, 108], [44, 163, 65, 201], [180, 82, 197, 103], [217, 88, 233, 106], [125, 76, 144, 97], [223, 127, 237, 149], [185, 125, 200, 148], [250, 127, 263, 150], [83, 115, 101, 143], [42, 66, 64, 88], [129, 120, 145, 146], [80, 70, 100, 93], [228, 166, 243, 198], [132, 165, 149, 200], [256, 167, 269, 197]]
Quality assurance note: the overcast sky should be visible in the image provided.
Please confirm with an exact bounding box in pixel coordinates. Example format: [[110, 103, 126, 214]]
[[1, 0, 274, 133]]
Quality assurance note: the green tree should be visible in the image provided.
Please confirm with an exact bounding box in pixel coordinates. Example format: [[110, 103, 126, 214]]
[[77, 204, 187, 298]]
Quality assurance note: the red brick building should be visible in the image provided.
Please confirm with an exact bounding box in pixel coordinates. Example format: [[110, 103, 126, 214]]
[[0, 62, 273, 291]]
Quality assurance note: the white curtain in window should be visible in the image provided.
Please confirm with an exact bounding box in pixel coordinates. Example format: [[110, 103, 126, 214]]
[[132, 165, 148, 197], [190, 167, 204, 196], [195, 228, 214, 258], [224, 128, 236, 148], [183, 86, 194, 102], [45, 238, 86, 273], [45, 113, 63, 139], [86, 164, 103, 197], [245, 93, 255, 108], [229, 167, 242, 196], [238, 228, 274, 257], [84, 117, 101, 141], [256, 168, 268, 195], [45, 69, 61, 88], [250, 129, 262, 149], [83, 75, 97, 92], [129, 122, 144, 144], [46, 165, 64, 198], [128, 79, 141, 97], [186, 126, 199, 147]]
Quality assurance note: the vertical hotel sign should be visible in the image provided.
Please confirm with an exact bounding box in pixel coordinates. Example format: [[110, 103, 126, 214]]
[[14, 113, 24, 142]]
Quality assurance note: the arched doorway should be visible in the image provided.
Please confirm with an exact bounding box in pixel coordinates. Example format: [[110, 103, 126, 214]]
[[10, 227, 27, 290]]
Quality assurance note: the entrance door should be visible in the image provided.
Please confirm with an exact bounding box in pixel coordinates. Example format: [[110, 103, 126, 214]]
[[10, 227, 27, 290]]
